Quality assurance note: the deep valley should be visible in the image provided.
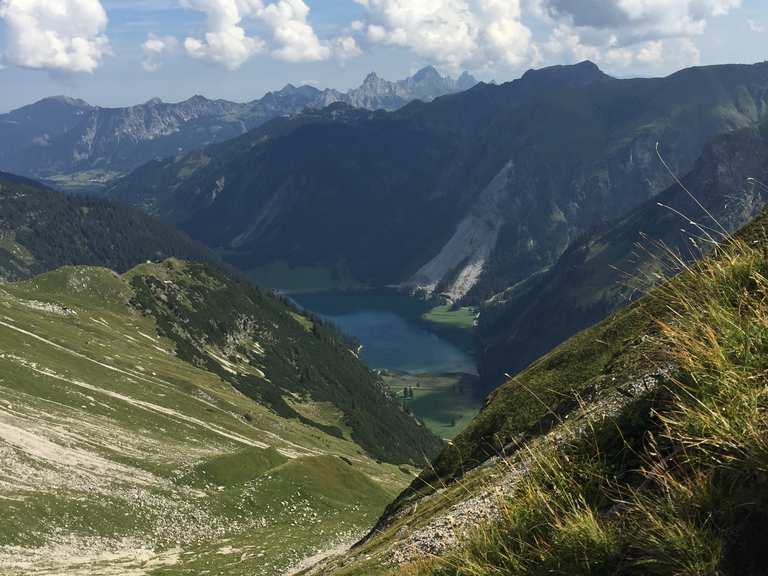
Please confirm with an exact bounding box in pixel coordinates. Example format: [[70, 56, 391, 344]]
[[2, 17, 768, 573]]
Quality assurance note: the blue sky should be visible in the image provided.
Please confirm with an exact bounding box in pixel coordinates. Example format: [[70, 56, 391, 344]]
[[0, 0, 765, 112]]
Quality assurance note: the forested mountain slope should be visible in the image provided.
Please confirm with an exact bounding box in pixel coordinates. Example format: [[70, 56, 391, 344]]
[[0, 171, 216, 281], [108, 61, 768, 302], [478, 119, 768, 388]]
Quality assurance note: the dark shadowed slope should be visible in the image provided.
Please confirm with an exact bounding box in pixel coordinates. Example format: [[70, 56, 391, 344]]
[[108, 61, 768, 304], [477, 118, 768, 389]]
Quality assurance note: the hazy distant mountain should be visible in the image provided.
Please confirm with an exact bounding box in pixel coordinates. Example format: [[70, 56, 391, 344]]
[[320, 66, 478, 110], [0, 67, 477, 186], [108, 61, 768, 309]]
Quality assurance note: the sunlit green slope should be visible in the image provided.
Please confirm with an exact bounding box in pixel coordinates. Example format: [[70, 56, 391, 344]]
[[0, 261, 438, 576]]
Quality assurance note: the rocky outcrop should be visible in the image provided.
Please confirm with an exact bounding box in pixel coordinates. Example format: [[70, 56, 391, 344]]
[[408, 161, 512, 301]]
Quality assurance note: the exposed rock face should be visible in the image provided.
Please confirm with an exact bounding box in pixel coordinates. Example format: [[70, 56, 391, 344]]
[[408, 161, 512, 301], [477, 120, 768, 389], [323, 66, 478, 111]]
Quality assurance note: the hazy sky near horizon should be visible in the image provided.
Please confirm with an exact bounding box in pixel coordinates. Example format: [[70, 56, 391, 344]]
[[0, 0, 765, 112]]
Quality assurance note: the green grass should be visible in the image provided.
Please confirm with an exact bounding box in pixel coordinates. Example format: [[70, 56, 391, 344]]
[[421, 305, 477, 331], [180, 446, 289, 487], [383, 372, 483, 439], [289, 310, 315, 331], [0, 262, 417, 575], [397, 234, 768, 576]]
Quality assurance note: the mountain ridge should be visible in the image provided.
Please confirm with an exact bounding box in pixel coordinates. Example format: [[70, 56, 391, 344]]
[[107, 60, 768, 310], [477, 119, 768, 389], [0, 67, 477, 186]]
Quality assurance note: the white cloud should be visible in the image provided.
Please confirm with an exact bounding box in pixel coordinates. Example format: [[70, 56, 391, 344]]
[[0, 0, 110, 73], [636, 40, 663, 63], [142, 33, 178, 71], [537, 0, 741, 46], [353, 0, 535, 72], [180, 0, 330, 68], [535, 0, 740, 69], [261, 0, 329, 62], [180, 0, 264, 69], [331, 35, 362, 62], [748, 19, 765, 33]]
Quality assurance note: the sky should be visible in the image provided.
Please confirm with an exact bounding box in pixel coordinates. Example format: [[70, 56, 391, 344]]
[[0, 0, 765, 112]]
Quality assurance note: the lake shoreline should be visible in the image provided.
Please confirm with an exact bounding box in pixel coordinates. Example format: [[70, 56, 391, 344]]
[[288, 288, 478, 376]]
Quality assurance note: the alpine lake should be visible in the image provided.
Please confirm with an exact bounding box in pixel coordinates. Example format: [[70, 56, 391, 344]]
[[289, 289, 483, 439]]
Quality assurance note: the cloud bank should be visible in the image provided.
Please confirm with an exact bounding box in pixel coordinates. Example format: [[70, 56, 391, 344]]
[[0, 0, 747, 75], [353, 0, 534, 71], [179, 0, 334, 69], [0, 0, 110, 73], [533, 0, 742, 68], [351, 0, 742, 72]]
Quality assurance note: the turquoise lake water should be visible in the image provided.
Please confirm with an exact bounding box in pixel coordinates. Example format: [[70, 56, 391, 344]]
[[290, 290, 476, 375]]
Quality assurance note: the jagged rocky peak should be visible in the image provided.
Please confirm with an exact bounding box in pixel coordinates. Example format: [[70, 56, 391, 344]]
[[412, 65, 441, 82]]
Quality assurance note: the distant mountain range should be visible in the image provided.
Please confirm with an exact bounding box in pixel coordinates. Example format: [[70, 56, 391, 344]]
[[0, 66, 476, 186], [107, 60, 768, 311]]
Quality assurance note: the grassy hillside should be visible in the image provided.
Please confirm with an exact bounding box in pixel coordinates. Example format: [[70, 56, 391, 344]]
[[396, 212, 768, 576], [126, 260, 443, 464], [303, 208, 768, 575], [0, 261, 437, 575]]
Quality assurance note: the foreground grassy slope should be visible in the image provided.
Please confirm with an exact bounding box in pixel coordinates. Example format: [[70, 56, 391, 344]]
[[304, 210, 768, 576], [398, 214, 768, 576], [0, 263, 429, 576]]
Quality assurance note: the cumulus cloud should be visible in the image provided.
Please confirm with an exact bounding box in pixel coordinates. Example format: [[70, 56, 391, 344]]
[[539, 0, 741, 42], [534, 0, 740, 69], [748, 19, 765, 33], [180, 0, 264, 69], [142, 33, 178, 71], [260, 0, 329, 62], [331, 35, 362, 62], [0, 0, 110, 73], [352, 0, 534, 71], [180, 0, 330, 68]]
